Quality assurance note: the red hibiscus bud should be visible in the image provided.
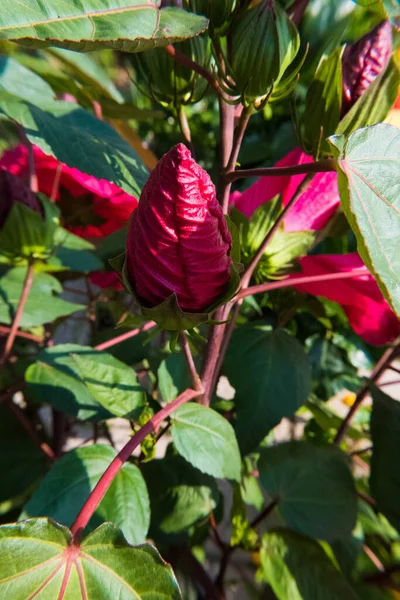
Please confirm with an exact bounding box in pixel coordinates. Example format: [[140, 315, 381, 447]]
[[126, 144, 232, 313], [0, 171, 43, 228], [341, 21, 392, 115]]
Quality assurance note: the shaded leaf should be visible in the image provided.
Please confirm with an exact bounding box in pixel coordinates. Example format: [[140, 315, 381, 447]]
[[0, 2, 208, 52], [0, 518, 182, 598], [26, 344, 113, 422], [142, 455, 219, 538], [0, 405, 46, 507], [258, 441, 357, 541], [158, 354, 192, 403], [332, 123, 400, 317], [0, 54, 54, 103], [225, 325, 311, 454], [0, 267, 84, 327], [171, 403, 241, 482], [370, 386, 400, 532], [22, 445, 150, 546], [259, 529, 360, 600], [0, 91, 148, 197]]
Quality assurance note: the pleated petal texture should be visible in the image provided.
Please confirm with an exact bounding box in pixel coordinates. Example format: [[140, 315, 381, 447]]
[[126, 144, 232, 312]]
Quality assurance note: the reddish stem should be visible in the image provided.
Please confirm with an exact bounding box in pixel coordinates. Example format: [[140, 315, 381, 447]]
[[8, 400, 55, 462], [180, 332, 203, 392], [334, 342, 400, 444], [1, 263, 35, 365], [237, 267, 370, 299], [70, 388, 201, 543], [94, 321, 156, 351], [0, 325, 43, 343], [225, 159, 337, 183]]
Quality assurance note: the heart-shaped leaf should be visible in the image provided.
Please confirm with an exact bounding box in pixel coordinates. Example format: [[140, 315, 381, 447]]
[[0, 518, 182, 599], [331, 123, 400, 317]]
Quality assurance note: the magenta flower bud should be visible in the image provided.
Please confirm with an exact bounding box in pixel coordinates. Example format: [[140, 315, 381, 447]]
[[0, 171, 42, 228], [341, 21, 392, 115], [126, 144, 232, 313]]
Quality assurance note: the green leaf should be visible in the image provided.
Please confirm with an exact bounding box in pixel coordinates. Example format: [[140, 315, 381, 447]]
[[0, 2, 208, 52], [48, 48, 124, 102], [0, 405, 46, 508], [171, 403, 241, 482], [258, 441, 357, 541], [0, 91, 148, 197], [49, 228, 104, 273], [21, 445, 149, 545], [303, 46, 344, 157], [0, 267, 84, 327], [337, 58, 400, 138], [0, 518, 182, 599], [71, 352, 146, 419], [142, 455, 219, 538], [259, 529, 360, 600], [26, 344, 112, 422], [370, 386, 400, 532], [0, 54, 54, 103], [331, 123, 400, 318], [157, 354, 192, 403], [225, 325, 311, 454]]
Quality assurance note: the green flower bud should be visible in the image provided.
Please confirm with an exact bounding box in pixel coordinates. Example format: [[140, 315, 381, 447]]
[[228, 0, 300, 108], [184, 0, 237, 34], [131, 35, 210, 107]]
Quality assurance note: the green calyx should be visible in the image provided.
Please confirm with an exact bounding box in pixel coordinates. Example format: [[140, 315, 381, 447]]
[[109, 251, 242, 333], [221, 0, 300, 108], [0, 195, 59, 265]]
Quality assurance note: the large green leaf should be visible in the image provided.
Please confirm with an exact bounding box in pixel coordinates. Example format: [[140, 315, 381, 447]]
[[0, 91, 148, 197], [49, 228, 104, 273], [70, 352, 146, 419], [157, 354, 192, 403], [258, 442, 357, 541], [21, 445, 149, 545], [0, 54, 54, 104], [332, 123, 400, 318], [0, 267, 84, 327], [225, 325, 311, 454], [0, 405, 46, 508], [259, 529, 360, 600], [142, 455, 219, 538], [0, 518, 182, 599], [0, 3, 208, 52], [370, 386, 400, 532], [26, 344, 113, 422], [171, 403, 241, 482]]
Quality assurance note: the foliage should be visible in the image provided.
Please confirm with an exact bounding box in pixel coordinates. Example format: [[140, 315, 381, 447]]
[[0, 1, 400, 598]]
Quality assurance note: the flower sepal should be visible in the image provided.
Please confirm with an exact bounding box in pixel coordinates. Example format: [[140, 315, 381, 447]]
[[110, 250, 242, 333]]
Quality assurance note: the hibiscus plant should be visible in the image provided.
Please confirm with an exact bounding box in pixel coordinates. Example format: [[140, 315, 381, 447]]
[[1, 1, 400, 598]]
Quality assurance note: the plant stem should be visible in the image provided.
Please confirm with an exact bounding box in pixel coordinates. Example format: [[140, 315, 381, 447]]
[[241, 173, 316, 289], [237, 267, 370, 300], [200, 303, 231, 406], [180, 332, 203, 392], [0, 325, 43, 343], [334, 342, 400, 444], [164, 44, 220, 93], [93, 321, 156, 351], [18, 125, 38, 193], [7, 400, 55, 462], [177, 105, 195, 156], [221, 107, 253, 214], [225, 159, 337, 183], [1, 263, 35, 366], [70, 388, 201, 543], [250, 498, 278, 529]]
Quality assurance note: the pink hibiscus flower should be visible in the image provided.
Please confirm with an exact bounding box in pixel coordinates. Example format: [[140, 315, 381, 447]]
[[231, 147, 340, 232], [293, 254, 400, 346]]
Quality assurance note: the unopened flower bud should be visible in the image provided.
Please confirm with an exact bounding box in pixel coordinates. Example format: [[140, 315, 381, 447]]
[[126, 144, 233, 313], [342, 21, 392, 115], [229, 0, 299, 107], [131, 35, 210, 107], [0, 171, 43, 228], [184, 0, 237, 34]]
